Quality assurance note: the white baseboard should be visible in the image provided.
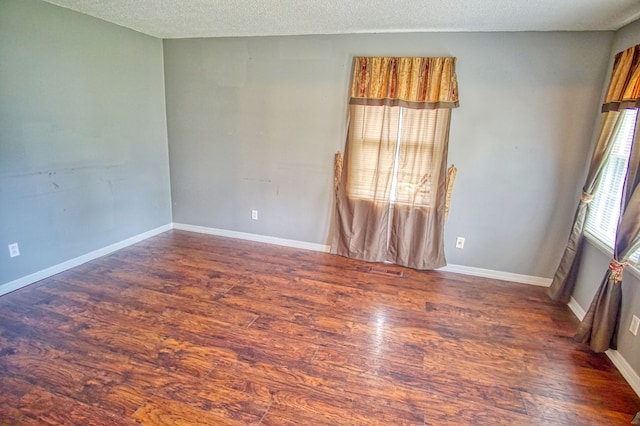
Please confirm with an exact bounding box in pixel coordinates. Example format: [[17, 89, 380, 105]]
[[567, 296, 587, 320], [438, 264, 552, 287], [173, 223, 551, 287], [0, 224, 172, 296], [567, 297, 640, 398], [172, 222, 331, 253], [3, 222, 551, 297], [606, 349, 640, 397]]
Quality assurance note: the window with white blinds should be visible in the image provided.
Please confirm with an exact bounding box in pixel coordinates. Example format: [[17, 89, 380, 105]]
[[585, 108, 640, 262], [346, 104, 448, 207]]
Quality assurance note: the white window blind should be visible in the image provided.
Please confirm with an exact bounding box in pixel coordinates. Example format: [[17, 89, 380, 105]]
[[346, 104, 447, 208], [585, 108, 639, 262]]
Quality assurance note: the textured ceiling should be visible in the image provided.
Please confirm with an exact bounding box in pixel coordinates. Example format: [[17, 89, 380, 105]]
[[43, 0, 640, 39]]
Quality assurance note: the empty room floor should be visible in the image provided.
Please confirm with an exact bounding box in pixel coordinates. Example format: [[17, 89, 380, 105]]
[[0, 230, 638, 425]]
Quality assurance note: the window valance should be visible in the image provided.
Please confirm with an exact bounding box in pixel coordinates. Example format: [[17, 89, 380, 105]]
[[349, 57, 459, 110], [603, 44, 640, 112]]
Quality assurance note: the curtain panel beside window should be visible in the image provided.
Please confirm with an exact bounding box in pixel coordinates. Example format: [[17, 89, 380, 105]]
[[332, 56, 459, 270]]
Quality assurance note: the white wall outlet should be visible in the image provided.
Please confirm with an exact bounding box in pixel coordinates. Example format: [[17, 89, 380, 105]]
[[455, 237, 465, 249], [251, 210, 258, 220], [8, 243, 20, 258], [630, 315, 640, 336]]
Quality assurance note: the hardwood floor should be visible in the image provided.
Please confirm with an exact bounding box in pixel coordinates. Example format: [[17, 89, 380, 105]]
[[0, 230, 638, 425]]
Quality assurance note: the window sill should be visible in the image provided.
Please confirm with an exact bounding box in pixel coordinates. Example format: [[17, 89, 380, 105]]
[[583, 231, 640, 281]]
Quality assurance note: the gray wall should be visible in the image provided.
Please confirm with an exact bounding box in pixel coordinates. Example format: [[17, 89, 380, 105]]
[[0, 0, 172, 285], [572, 18, 640, 382], [164, 32, 613, 277]]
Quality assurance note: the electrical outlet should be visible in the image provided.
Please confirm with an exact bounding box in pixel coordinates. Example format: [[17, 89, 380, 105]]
[[630, 315, 640, 336], [455, 237, 465, 249], [8, 243, 19, 258], [251, 210, 258, 220]]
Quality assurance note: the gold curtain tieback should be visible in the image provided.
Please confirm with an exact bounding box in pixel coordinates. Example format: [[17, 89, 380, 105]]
[[581, 192, 594, 204], [608, 259, 628, 282], [445, 165, 457, 221], [334, 152, 343, 191]]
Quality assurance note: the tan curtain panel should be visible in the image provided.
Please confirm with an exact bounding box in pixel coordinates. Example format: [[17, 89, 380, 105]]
[[332, 104, 401, 263], [548, 112, 624, 302], [350, 57, 459, 110], [603, 45, 640, 112], [388, 108, 451, 269]]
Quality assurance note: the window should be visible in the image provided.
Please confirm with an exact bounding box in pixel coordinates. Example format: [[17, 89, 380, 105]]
[[346, 104, 448, 208], [585, 108, 639, 261]]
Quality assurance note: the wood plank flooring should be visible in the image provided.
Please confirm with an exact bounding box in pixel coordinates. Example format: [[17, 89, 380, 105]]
[[0, 230, 638, 425]]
